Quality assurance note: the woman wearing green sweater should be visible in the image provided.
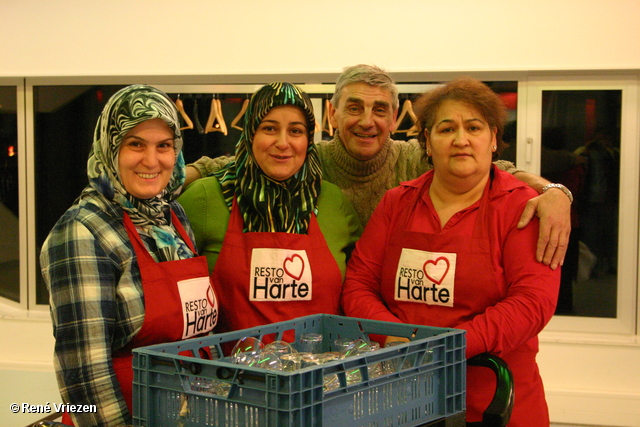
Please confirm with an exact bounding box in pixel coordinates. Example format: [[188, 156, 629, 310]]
[[178, 82, 361, 334]]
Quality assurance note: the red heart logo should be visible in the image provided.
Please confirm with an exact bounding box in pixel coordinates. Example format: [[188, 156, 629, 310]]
[[206, 284, 217, 308], [284, 254, 305, 281], [423, 257, 450, 285]]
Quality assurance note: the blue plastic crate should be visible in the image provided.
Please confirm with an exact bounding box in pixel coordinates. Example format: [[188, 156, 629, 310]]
[[133, 314, 466, 427]]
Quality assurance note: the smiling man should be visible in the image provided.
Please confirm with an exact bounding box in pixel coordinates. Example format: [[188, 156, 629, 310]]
[[316, 65, 427, 226], [328, 82, 398, 161]]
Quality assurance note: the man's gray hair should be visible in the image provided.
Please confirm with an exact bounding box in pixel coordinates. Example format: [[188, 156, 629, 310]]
[[331, 64, 399, 111]]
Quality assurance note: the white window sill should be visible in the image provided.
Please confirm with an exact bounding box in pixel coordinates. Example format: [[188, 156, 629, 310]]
[[0, 299, 50, 322]]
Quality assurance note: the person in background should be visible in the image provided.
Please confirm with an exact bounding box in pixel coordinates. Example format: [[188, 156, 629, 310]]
[[186, 64, 572, 270], [540, 126, 587, 313], [40, 85, 218, 427], [178, 82, 361, 334], [342, 77, 560, 426], [575, 130, 620, 278]]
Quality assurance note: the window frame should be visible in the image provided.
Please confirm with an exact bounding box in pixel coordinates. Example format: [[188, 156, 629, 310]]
[[519, 75, 639, 337], [0, 78, 27, 312]]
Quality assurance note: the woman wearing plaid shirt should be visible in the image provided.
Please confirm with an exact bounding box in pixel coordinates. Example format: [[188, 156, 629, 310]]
[[40, 85, 218, 427]]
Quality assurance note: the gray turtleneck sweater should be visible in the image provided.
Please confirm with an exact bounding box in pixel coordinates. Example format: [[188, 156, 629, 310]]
[[315, 135, 428, 227]]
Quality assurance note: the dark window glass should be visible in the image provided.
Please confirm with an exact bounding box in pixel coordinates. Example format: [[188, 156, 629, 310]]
[[34, 85, 125, 304], [0, 86, 19, 302], [541, 89, 621, 317]]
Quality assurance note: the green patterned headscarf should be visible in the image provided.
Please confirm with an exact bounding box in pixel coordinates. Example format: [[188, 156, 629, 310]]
[[84, 84, 193, 261], [214, 82, 322, 233]]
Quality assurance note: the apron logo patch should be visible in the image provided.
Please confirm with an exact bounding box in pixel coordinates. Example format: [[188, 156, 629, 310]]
[[250, 248, 312, 302], [395, 248, 455, 307], [178, 277, 218, 339], [423, 257, 450, 285], [284, 254, 305, 280]]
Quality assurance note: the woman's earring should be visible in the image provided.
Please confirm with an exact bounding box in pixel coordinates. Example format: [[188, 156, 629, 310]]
[[492, 145, 497, 151]]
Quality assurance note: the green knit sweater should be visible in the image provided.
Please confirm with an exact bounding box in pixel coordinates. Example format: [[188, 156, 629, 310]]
[[315, 136, 429, 227]]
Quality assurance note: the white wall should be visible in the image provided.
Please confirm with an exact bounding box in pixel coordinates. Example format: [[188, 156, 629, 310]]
[[0, 309, 58, 427], [2, 0, 640, 78], [1, 1, 639, 426]]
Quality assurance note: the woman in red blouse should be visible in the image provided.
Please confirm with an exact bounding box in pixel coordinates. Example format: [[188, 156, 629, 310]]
[[342, 77, 560, 427]]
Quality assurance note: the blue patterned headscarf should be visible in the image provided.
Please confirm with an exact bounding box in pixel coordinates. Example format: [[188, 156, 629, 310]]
[[83, 84, 193, 261], [214, 82, 322, 233]]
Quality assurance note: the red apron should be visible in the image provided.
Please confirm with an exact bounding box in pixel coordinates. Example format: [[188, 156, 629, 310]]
[[380, 177, 548, 427], [210, 198, 343, 340], [63, 210, 217, 426]]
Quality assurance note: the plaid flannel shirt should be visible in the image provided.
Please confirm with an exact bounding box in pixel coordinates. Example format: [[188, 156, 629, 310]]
[[40, 188, 194, 427]]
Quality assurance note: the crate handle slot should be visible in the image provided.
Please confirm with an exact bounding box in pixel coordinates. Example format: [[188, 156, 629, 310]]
[[188, 362, 202, 375], [216, 367, 234, 380], [237, 370, 266, 385], [150, 358, 174, 368]]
